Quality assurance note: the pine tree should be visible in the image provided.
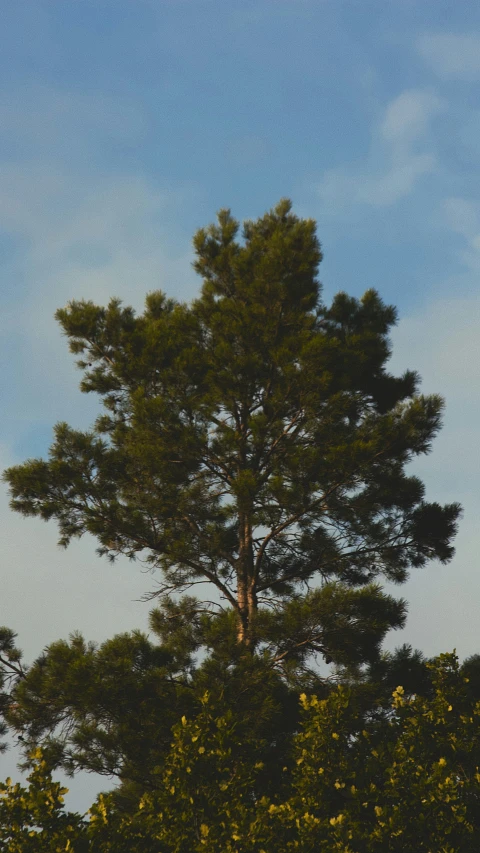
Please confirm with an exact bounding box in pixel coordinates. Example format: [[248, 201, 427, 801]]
[[3, 199, 460, 668]]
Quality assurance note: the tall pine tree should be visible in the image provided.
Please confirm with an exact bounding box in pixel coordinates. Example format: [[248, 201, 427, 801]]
[[4, 200, 459, 667]]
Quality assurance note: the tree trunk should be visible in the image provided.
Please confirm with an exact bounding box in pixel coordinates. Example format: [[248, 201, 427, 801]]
[[236, 511, 257, 648]]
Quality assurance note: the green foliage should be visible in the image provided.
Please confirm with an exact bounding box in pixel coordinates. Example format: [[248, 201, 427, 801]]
[[5, 627, 196, 799], [3, 654, 478, 852], [93, 653, 480, 851], [0, 749, 87, 852], [90, 653, 480, 852], [272, 652, 480, 851], [0, 200, 468, 848], [256, 582, 407, 671], [3, 616, 299, 804], [0, 629, 26, 755], [3, 200, 460, 653]]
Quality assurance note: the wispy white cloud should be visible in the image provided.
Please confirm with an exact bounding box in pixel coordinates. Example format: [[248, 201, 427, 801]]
[[0, 84, 147, 160], [317, 89, 444, 210], [384, 291, 480, 659], [442, 197, 480, 272], [418, 33, 480, 81], [380, 90, 441, 151], [0, 164, 191, 302], [0, 162, 198, 429], [0, 83, 200, 430]]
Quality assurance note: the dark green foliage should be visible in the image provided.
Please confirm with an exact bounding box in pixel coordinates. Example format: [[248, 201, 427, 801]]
[[86, 653, 480, 851], [6, 629, 194, 794], [255, 582, 407, 671], [3, 613, 299, 804], [3, 655, 480, 852], [0, 629, 25, 754], [0, 200, 466, 848], [3, 199, 460, 659]]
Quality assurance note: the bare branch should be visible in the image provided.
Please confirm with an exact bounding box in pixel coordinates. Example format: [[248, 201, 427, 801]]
[[271, 632, 326, 664]]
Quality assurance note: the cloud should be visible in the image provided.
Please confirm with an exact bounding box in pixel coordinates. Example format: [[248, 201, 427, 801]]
[[317, 89, 444, 210], [0, 162, 199, 439], [442, 197, 480, 272], [319, 154, 435, 209], [384, 191, 480, 655], [0, 86, 203, 438], [418, 33, 480, 81], [0, 84, 147, 161], [382, 290, 480, 660], [380, 90, 442, 151], [0, 165, 188, 301]]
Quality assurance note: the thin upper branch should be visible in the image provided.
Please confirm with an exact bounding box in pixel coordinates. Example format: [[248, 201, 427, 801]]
[[0, 655, 26, 681]]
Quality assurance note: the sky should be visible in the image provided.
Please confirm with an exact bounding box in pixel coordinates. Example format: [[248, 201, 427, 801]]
[[1, 0, 480, 811]]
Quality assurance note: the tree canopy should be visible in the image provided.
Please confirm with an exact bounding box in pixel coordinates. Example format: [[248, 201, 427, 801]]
[[3, 199, 460, 666], [0, 200, 469, 850]]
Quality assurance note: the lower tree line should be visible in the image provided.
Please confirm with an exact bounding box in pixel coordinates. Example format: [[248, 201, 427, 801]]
[[1, 635, 480, 851]]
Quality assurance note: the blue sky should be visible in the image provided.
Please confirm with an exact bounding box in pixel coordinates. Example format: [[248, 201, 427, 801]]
[[2, 0, 480, 810]]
